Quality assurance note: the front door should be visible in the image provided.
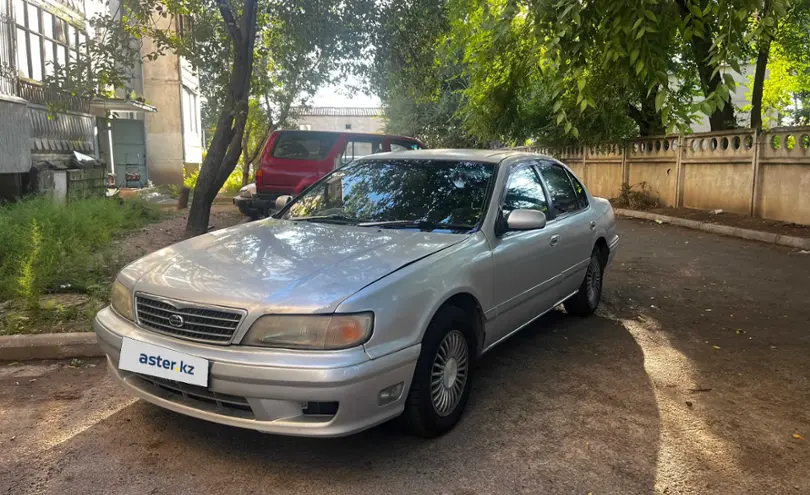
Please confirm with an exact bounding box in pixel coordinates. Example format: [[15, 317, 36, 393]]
[[111, 119, 147, 187], [488, 163, 563, 347]]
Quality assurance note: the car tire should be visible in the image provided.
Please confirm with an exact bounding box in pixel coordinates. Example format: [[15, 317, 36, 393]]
[[402, 306, 476, 438], [564, 248, 604, 317]]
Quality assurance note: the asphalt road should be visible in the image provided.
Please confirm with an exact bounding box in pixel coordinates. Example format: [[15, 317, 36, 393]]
[[2, 218, 809, 494]]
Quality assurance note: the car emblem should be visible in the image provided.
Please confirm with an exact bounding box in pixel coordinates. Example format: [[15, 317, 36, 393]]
[[168, 314, 184, 328]]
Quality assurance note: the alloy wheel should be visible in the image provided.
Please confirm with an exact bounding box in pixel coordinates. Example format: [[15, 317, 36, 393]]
[[430, 330, 469, 417]]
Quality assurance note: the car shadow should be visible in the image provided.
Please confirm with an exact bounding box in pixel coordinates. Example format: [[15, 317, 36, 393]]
[[2, 310, 661, 494]]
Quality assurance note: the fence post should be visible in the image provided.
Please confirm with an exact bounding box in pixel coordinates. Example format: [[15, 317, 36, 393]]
[[674, 134, 685, 207], [582, 145, 588, 180], [621, 141, 629, 186], [749, 129, 761, 217]]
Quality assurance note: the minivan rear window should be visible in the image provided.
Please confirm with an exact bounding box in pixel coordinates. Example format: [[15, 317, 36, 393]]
[[272, 132, 339, 160]]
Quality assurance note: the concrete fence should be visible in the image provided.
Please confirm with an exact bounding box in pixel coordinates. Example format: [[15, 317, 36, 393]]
[[521, 126, 810, 226]]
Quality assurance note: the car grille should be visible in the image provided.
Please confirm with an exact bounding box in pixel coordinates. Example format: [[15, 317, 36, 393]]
[[135, 294, 244, 344], [135, 374, 254, 419]]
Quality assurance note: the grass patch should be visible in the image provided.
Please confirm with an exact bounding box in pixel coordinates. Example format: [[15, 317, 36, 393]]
[[0, 196, 162, 317]]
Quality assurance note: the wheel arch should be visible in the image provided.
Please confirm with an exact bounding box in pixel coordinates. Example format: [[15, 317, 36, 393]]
[[426, 291, 487, 357], [594, 236, 609, 268]]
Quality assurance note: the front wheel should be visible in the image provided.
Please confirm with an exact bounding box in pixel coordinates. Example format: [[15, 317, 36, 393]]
[[564, 249, 603, 316], [402, 306, 475, 438]]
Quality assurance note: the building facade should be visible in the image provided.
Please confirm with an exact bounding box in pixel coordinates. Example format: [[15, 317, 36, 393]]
[[291, 107, 385, 133], [0, 0, 97, 198], [0, 0, 202, 199], [93, 2, 203, 187]]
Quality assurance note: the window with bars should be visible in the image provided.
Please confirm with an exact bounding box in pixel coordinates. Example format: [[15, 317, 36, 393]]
[[13, 0, 86, 81]]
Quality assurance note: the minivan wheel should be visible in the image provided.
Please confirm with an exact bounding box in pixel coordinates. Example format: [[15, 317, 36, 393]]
[[564, 249, 603, 317], [402, 306, 475, 438]]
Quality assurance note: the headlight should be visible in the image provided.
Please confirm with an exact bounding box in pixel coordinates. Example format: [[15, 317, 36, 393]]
[[110, 280, 134, 321], [239, 187, 252, 198], [241, 313, 373, 350]]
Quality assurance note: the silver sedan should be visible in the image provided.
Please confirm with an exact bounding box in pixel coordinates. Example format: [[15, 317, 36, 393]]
[[94, 149, 618, 438]]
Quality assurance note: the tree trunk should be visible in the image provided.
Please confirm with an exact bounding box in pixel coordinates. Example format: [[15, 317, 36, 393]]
[[750, 42, 770, 131], [750, 0, 773, 131], [628, 90, 665, 136], [676, 0, 737, 131], [241, 122, 252, 186], [185, 0, 259, 236]]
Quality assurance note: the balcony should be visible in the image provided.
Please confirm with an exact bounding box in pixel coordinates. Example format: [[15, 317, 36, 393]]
[[16, 79, 90, 113]]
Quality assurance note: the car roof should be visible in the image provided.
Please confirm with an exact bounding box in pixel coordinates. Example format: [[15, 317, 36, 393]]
[[274, 129, 422, 142], [359, 148, 554, 164]]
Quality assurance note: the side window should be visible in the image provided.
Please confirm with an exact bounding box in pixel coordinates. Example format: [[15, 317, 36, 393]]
[[502, 166, 548, 216], [340, 139, 384, 165], [539, 163, 580, 216], [567, 170, 589, 209]]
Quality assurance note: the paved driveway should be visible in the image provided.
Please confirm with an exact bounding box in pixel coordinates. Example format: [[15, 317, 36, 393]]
[[1, 218, 809, 494]]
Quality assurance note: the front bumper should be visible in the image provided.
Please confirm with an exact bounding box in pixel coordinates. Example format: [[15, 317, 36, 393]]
[[94, 307, 419, 437]]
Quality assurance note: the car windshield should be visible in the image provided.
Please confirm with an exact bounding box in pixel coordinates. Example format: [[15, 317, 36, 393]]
[[284, 159, 495, 231]]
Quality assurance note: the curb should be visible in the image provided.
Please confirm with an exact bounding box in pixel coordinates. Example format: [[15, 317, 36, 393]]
[[615, 208, 810, 249], [0, 332, 103, 361]]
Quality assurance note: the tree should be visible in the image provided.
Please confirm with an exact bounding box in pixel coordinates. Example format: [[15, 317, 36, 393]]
[[368, 0, 481, 147], [748, 0, 810, 129], [45, 0, 376, 236]]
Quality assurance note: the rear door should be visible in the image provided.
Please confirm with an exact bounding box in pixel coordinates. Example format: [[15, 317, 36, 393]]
[[537, 161, 596, 298], [488, 162, 563, 346], [336, 136, 387, 168], [260, 131, 340, 190]]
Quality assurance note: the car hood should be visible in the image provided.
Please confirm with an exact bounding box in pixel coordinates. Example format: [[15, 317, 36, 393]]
[[120, 218, 467, 314]]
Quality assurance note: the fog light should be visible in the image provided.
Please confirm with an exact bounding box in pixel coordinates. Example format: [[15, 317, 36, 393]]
[[378, 382, 404, 406]]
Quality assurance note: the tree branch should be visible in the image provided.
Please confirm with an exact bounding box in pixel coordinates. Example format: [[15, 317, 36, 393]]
[[216, 0, 243, 45]]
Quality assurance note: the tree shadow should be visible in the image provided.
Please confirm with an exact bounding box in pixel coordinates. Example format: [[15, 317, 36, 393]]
[[2, 311, 660, 494], [603, 218, 810, 492]]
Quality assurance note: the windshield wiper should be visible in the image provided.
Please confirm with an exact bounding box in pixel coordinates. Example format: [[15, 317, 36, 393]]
[[290, 214, 361, 225], [357, 219, 474, 232]]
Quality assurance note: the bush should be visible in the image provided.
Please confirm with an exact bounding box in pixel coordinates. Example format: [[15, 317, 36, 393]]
[[184, 166, 200, 191], [221, 167, 244, 195], [612, 182, 660, 210], [183, 164, 244, 196], [0, 197, 162, 304]]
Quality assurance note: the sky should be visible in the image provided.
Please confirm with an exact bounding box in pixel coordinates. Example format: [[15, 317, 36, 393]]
[[309, 73, 381, 107]]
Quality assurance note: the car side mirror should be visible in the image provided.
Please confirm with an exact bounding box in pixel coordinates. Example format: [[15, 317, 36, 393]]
[[275, 195, 293, 210], [506, 209, 547, 231]]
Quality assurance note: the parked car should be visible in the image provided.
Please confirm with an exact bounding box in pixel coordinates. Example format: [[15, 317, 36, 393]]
[[233, 130, 425, 219], [94, 149, 618, 438]]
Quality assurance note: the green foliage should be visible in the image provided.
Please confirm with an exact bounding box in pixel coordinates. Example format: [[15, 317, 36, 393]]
[[368, 0, 480, 147], [184, 166, 200, 191], [221, 168, 244, 195], [0, 197, 162, 303]]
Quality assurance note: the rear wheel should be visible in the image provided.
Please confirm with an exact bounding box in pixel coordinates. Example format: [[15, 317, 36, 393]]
[[402, 306, 475, 438], [564, 248, 604, 317]]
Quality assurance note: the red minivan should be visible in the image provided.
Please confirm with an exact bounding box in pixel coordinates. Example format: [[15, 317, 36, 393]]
[[234, 130, 425, 218]]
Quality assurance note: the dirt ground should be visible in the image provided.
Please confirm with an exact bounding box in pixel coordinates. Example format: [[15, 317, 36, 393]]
[[115, 204, 246, 264], [1, 217, 809, 494], [649, 207, 810, 239]]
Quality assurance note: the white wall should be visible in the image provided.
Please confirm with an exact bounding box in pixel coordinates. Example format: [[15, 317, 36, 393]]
[[294, 115, 385, 133]]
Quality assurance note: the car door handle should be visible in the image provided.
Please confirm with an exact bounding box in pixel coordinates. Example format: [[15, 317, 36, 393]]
[[589, 221, 597, 231], [550, 234, 560, 246]]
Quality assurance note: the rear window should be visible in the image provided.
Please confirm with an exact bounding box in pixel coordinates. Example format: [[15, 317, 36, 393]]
[[391, 141, 423, 151], [271, 132, 339, 160]]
